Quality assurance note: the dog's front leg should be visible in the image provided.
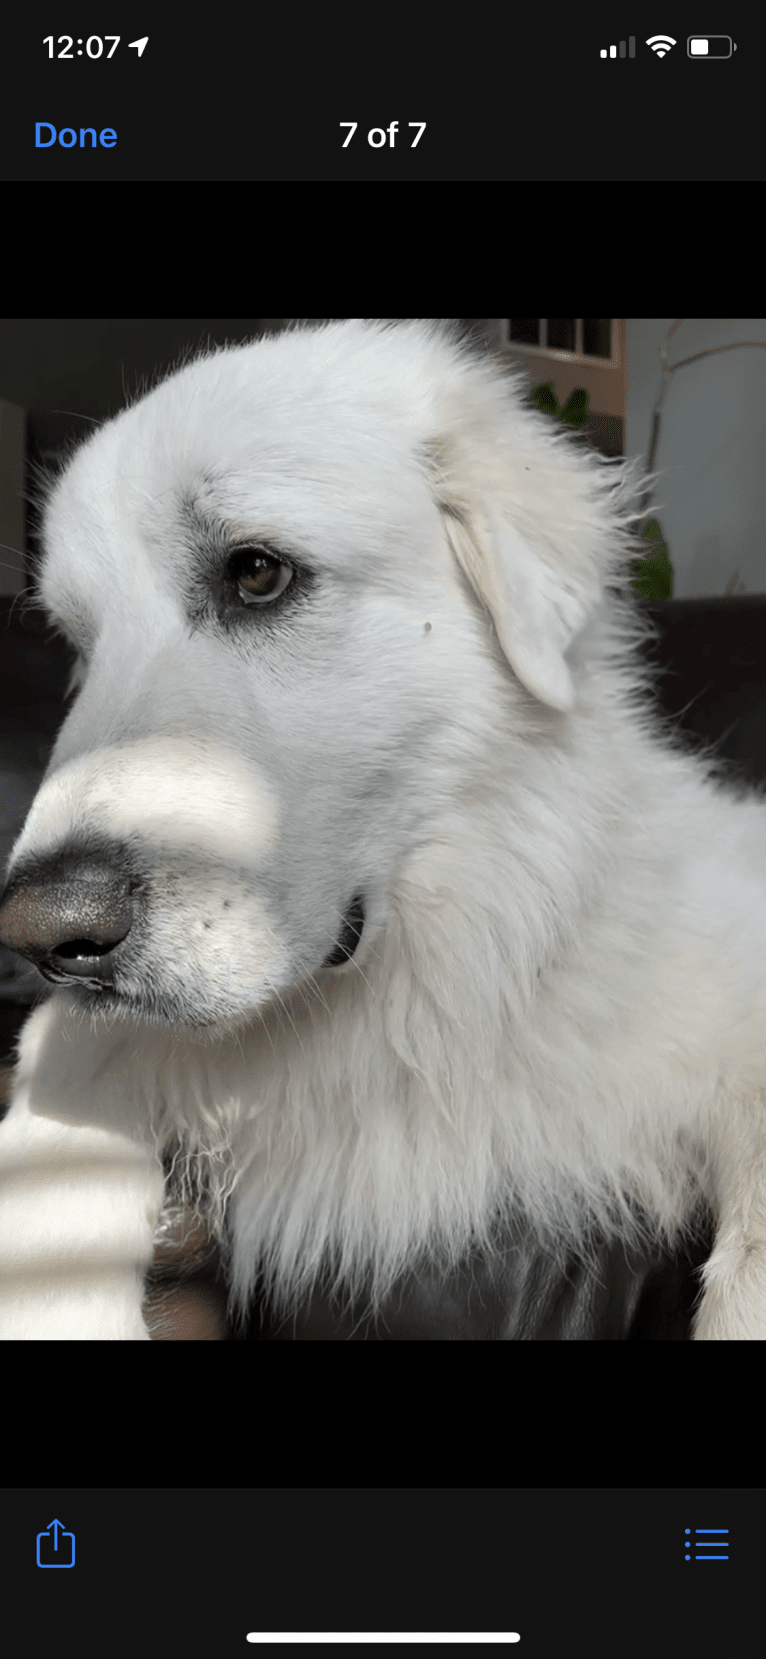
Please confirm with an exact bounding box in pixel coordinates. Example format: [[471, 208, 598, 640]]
[[693, 1228, 766, 1340], [693, 1090, 766, 1341], [0, 997, 164, 1340]]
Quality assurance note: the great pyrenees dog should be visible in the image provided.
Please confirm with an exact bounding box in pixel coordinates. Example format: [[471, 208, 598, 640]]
[[1, 318, 765, 1341]]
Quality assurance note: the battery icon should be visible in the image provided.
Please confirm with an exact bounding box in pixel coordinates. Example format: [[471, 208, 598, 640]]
[[687, 36, 736, 56]]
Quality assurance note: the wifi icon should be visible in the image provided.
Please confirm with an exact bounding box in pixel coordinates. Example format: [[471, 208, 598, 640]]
[[646, 34, 677, 57]]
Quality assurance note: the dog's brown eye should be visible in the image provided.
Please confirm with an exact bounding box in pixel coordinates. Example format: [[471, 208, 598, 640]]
[[229, 548, 293, 605]]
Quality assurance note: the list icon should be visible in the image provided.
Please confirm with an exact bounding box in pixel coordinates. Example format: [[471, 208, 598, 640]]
[[684, 1528, 729, 1562]]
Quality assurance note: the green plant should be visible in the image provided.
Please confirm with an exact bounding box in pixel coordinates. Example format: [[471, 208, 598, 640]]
[[531, 380, 673, 601]]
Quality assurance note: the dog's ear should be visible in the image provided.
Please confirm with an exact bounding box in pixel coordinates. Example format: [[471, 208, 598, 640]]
[[442, 505, 594, 713]]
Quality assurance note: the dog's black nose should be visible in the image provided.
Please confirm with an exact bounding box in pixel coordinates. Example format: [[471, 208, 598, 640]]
[[0, 857, 134, 986]]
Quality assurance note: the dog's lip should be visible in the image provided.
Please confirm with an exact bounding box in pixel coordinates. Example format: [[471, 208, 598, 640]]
[[323, 892, 366, 967]]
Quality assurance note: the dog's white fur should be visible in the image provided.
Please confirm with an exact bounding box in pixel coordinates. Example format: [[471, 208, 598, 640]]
[[2, 318, 766, 1340]]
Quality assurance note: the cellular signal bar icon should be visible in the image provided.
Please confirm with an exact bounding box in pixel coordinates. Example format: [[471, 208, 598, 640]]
[[647, 35, 677, 57], [684, 1529, 729, 1562], [600, 37, 635, 57]]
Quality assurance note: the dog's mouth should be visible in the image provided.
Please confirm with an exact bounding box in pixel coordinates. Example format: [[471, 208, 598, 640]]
[[5, 885, 367, 1024], [323, 893, 365, 967]]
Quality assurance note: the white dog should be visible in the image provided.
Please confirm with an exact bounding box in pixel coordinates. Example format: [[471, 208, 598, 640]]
[[1, 318, 765, 1340]]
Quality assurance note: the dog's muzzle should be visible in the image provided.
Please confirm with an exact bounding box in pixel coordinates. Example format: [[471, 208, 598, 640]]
[[0, 854, 367, 989]]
